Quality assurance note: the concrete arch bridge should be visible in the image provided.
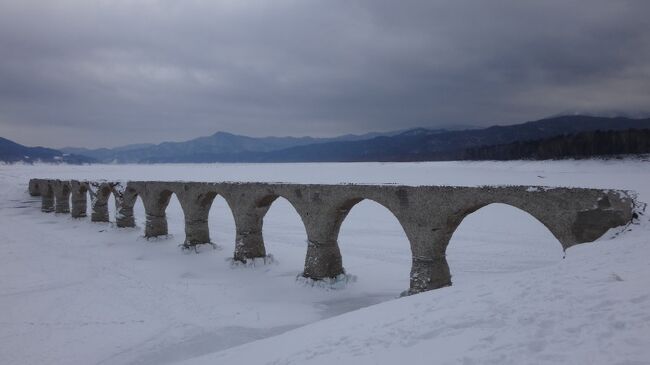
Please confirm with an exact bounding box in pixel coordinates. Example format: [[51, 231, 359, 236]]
[[28, 178, 638, 295]]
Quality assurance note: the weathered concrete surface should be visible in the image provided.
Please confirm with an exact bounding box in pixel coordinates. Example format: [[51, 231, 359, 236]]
[[37, 180, 54, 213], [87, 181, 113, 222], [70, 180, 88, 218], [52, 180, 71, 214], [28, 178, 640, 295], [28, 179, 41, 197]]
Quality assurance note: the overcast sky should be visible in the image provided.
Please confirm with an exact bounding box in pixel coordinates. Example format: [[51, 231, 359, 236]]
[[1, 0, 649, 148]]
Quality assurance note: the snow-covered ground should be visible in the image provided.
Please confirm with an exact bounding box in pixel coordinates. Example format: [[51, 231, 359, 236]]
[[0, 160, 648, 364]]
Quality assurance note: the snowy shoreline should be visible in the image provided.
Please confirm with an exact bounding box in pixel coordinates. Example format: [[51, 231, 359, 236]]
[[1, 160, 649, 364]]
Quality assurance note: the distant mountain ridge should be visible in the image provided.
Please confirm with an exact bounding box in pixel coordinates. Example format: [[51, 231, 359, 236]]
[[142, 115, 650, 163], [0, 137, 94, 164], [262, 115, 650, 162], [4, 115, 650, 163], [60, 129, 418, 163]]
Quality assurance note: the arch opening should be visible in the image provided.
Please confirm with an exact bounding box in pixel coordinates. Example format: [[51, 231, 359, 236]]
[[85, 188, 93, 219], [336, 198, 411, 298], [446, 203, 564, 285], [107, 191, 116, 223], [163, 192, 184, 239], [132, 195, 146, 228], [207, 194, 236, 250], [261, 196, 308, 267]]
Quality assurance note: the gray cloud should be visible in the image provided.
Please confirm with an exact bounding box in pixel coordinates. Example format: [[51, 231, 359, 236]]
[[1, 0, 649, 148]]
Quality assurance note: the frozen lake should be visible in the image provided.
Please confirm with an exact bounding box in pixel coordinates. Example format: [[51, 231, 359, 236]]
[[1, 160, 649, 364]]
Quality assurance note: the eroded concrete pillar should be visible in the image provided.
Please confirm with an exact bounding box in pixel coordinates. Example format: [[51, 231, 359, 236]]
[[40, 181, 54, 213], [176, 186, 217, 247], [28, 179, 41, 196], [53, 180, 71, 214], [89, 182, 111, 222], [227, 190, 284, 263], [400, 211, 454, 295], [408, 254, 452, 295], [70, 180, 88, 218], [114, 183, 137, 228], [303, 238, 344, 279], [301, 215, 345, 280], [145, 213, 167, 236], [233, 214, 267, 261], [136, 184, 174, 237]]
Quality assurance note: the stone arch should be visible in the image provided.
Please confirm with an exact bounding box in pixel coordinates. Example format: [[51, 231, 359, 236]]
[[443, 200, 572, 253], [256, 193, 309, 222], [404, 198, 572, 295], [330, 196, 411, 244], [260, 193, 310, 249], [175, 187, 226, 247], [207, 193, 238, 250], [299, 193, 415, 281], [335, 196, 414, 293], [231, 192, 309, 262], [446, 202, 564, 283]]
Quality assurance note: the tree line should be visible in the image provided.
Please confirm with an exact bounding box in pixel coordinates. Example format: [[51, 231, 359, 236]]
[[458, 129, 650, 160]]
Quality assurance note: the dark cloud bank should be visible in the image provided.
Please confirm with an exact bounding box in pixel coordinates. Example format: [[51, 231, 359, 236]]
[[1, 0, 649, 148]]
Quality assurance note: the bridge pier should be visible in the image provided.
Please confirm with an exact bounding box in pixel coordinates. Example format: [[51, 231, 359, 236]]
[[116, 203, 135, 228], [89, 183, 111, 222], [40, 181, 54, 213], [224, 190, 275, 262], [144, 214, 167, 237], [303, 238, 344, 279], [401, 214, 455, 295], [70, 180, 88, 218], [29, 179, 41, 196], [408, 254, 452, 295], [184, 216, 210, 246], [53, 180, 71, 214], [300, 206, 346, 280], [114, 184, 137, 228], [135, 185, 173, 238], [234, 229, 266, 261], [176, 186, 216, 247], [233, 214, 267, 262]]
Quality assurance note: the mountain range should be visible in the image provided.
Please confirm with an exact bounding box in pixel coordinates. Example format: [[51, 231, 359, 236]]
[[0, 137, 93, 164], [2, 115, 649, 164], [59, 129, 414, 163]]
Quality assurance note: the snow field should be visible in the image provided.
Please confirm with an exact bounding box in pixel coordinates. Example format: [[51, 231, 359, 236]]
[[0, 160, 648, 364]]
